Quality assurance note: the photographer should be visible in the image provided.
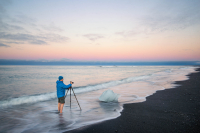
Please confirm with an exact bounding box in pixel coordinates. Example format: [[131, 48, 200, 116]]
[[56, 76, 73, 113]]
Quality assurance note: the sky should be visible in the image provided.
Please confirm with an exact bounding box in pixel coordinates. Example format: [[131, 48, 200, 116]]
[[0, 0, 200, 62]]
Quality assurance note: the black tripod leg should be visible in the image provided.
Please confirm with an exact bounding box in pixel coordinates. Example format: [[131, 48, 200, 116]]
[[70, 87, 71, 108], [71, 88, 82, 110], [64, 89, 69, 98]]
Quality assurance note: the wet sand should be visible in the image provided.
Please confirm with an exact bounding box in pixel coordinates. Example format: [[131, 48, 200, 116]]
[[67, 67, 200, 133]]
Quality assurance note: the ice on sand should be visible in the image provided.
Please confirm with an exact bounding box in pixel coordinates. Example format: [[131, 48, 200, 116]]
[[99, 89, 120, 102]]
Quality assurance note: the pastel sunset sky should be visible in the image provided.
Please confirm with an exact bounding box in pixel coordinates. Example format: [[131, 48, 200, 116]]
[[0, 0, 200, 62]]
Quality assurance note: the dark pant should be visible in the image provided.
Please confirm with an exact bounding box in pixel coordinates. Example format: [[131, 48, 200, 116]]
[[58, 96, 65, 103]]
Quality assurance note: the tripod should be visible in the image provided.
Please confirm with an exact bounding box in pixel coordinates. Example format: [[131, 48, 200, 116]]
[[65, 86, 82, 110]]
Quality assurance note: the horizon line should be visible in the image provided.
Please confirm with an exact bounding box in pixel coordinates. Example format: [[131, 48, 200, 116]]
[[0, 59, 199, 66]]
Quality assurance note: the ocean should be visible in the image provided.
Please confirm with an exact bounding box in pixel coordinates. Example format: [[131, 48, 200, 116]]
[[0, 65, 198, 132]]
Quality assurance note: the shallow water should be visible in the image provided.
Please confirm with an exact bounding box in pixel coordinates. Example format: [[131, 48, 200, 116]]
[[0, 65, 198, 132]]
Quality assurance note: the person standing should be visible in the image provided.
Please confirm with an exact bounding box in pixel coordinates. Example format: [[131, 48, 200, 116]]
[[56, 76, 72, 113]]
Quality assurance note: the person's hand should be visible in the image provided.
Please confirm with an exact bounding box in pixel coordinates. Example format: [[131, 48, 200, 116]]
[[70, 81, 73, 84]]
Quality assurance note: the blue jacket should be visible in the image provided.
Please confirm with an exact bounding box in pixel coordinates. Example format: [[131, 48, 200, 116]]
[[56, 80, 72, 98]]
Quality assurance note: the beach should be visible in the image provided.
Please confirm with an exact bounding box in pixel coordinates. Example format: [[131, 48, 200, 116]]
[[68, 67, 200, 133]]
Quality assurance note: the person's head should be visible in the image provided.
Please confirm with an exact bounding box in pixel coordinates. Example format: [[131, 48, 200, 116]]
[[58, 76, 63, 81]]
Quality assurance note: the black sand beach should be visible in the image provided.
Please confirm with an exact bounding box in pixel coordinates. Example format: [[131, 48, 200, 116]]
[[67, 67, 200, 133]]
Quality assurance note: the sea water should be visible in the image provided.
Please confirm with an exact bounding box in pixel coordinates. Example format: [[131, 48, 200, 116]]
[[0, 65, 198, 132]]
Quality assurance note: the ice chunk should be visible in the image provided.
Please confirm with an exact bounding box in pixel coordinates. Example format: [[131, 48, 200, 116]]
[[99, 89, 120, 102]]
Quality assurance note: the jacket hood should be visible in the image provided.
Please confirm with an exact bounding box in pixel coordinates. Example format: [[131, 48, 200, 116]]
[[56, 80, 63, 83]]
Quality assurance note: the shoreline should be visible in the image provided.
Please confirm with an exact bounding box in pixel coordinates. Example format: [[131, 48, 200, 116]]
[[67, 67, 200, 133]]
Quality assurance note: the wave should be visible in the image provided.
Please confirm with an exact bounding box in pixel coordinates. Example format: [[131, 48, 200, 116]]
[[164, 69, 172, 73], [0, 75, 150, 108], [99, 66, 117, 68], [0, 92, 56, 108], [74, 75, 150, 93]]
